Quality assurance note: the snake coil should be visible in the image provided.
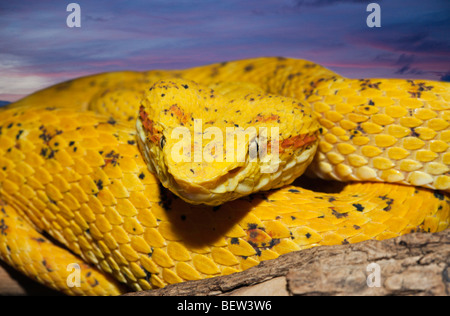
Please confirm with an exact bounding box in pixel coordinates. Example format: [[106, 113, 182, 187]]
[[0, 57, 449, 295]]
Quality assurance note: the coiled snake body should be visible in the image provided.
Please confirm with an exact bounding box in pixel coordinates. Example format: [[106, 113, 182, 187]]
[[0, 57, 449, 295]]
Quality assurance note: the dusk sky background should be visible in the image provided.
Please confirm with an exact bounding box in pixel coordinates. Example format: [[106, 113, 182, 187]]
[[1, 0, 449, 102]]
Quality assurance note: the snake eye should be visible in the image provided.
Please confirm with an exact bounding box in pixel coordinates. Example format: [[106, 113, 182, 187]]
[[160, 135, 166, 149]]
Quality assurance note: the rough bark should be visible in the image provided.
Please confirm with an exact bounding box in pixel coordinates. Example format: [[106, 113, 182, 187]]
[[1, 229, 448, 296]]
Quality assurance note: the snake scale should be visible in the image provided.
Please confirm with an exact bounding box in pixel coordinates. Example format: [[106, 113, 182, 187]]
[[0, 57, 449, 295]]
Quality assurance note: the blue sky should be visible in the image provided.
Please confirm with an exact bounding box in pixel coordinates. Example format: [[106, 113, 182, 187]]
[[1, 0, 449, 101]]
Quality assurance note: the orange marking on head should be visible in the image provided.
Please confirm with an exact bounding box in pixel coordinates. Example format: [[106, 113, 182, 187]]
[[170, 104, 189, 125], [280, 134, 317, 153], [139, 105, 162, 144], [255, 114, 280, 123]]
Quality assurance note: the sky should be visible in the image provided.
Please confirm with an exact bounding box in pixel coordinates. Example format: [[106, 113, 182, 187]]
[[0, 0, 449, 102]]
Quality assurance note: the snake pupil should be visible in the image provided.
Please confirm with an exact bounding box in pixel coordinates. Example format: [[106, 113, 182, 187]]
[[160, 135, 166, 149]]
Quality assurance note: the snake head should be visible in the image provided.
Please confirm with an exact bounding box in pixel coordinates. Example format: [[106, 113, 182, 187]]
[[136, 79, 320, 206]]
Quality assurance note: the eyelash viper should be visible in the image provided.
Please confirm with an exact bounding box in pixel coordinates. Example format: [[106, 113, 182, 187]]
[[0, 57, 449, 295]]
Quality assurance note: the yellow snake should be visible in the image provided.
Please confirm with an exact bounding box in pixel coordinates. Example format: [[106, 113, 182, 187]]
[[0, 57, 449, 295]]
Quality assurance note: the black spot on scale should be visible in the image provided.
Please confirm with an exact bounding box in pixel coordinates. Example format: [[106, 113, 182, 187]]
[[138, 172, 145, 180], [40, 147, 57, 160], [107, 117, 117, 125], [42, 260, 53, 272], [410, 127, 420, 137], [0, 219, 8, 236], [379, 194, 394, 211], [269, 238, 280, 248], [352, 203, 364, 212], [244, 64, 254, 72], [249, 230, 259, 239], [247, 223, 258, 230], [90, 278, 100, 288], [15, 130, 23, 140], [249, 244, 262, 257], [331, 208, 348, 219], [31, 237, 46, 243], [95, 179, 103, 191], [288, 189, 300, 193]]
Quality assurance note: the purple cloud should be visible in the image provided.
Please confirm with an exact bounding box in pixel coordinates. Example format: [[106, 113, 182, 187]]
[[0, 0, 449, 101]]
